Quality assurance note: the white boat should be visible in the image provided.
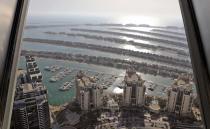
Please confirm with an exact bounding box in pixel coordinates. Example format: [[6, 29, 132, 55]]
[[44, 66, 51, 71], [59, 82, 72, 91], [49, 77, 57, 82], [45, 65, 63, 72], [49, 67, 72, 82]]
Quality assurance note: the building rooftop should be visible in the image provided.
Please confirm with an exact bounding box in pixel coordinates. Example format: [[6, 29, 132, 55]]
[[16, 69, 27, 76], [124, 68, 144, 85], [107, 99, 119, 107], [192, 107, 202, 121], [22, 83, 33, 92], [171, 75, 193, 92], [149, 103, 160, 111], [57, 110, 80, 127], [19, 82, 46, 93], [15, 82, 47, 101], [76, 71, 98, 88]]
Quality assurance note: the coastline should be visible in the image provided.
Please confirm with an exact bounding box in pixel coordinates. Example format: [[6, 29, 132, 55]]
[[21, 50, 193, 79]]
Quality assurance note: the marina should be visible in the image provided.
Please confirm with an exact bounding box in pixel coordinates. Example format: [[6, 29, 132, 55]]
[[44, 65, 62, 72], [18, 57, 174, 105], [59, 82, 73, 91], [49, 67, 71, 82], [146, 81, 158, 91]]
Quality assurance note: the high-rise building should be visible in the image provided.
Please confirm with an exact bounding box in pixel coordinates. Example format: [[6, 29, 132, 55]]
[[92, 85, 102, 108], [123, 68, 146, 107], [25, 56, 42, 82], [13, 83, 50, 129], [12, 56, 50, 129], [167, 75, 193, 117], [75, 71, 85, 104], [80, 88, 90, 111], [76, 71, 102, 111]]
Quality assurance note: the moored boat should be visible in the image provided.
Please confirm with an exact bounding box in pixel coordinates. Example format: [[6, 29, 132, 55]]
[[59, 82, 72, 91]]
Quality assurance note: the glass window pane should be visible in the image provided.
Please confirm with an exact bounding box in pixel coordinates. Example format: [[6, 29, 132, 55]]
[[11, 0, 204, 129], [0, 0, 17, 126]]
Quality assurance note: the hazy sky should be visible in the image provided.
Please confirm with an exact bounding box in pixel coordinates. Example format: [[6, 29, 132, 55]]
[[28, 0, 183, 26], [29, 0, 181, 17]]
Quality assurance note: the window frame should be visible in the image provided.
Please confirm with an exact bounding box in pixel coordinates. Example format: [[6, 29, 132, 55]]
[[0, 0, 209, 129], [0, 0, 29, 129], [180, 0, 210, 128]]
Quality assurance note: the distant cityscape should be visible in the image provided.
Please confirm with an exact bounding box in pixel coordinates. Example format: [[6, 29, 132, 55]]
[[11, 23, 203, 129], [11, 55, 202, 129]]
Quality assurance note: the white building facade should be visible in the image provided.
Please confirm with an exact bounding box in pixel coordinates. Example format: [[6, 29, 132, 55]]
[[25, 56, 42, 82], [123, 68, 146, 107], [167, 76, 193, 116], [124, 86, 132, 105], [80, 90, 89, 111], [76, 72, 102, 111], [92, 86, 102, 108]]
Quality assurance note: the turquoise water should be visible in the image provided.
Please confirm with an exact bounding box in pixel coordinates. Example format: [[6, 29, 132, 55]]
[[19, 18, 191, 106], [18, 57, 175, 105], [23, 26, 188, 59], [19, 57, 76, 105]]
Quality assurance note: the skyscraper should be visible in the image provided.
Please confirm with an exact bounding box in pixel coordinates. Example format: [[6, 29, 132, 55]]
[[13, 83, 50, 129], [76, 71, 102, 111], [123, 68, 146, 107], [12, 56, 50, 129], [167, 75, 193, 117], [25, 56, 42, 82]]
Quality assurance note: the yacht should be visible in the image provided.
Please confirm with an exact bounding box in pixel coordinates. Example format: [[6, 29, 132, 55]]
[[59, 82, 72, 91], [49, 76, 58, 82], [44, 66, 51, 71]]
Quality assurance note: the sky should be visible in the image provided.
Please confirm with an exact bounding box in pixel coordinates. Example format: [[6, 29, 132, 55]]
[[27, 0, 183, 26]]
